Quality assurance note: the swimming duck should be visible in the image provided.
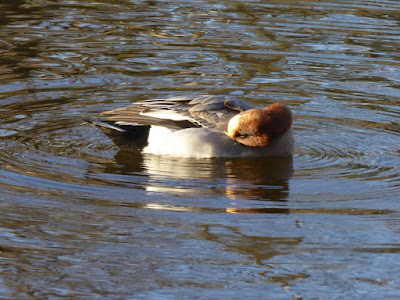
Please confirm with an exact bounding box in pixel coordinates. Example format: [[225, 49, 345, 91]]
[[86, 95, 293, 158]]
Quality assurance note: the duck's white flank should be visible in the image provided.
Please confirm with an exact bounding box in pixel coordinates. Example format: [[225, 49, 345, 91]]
[[142, 126, 294, 158]]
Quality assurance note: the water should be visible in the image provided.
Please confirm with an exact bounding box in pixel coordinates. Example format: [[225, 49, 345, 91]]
[[1, 0, 400, 298]]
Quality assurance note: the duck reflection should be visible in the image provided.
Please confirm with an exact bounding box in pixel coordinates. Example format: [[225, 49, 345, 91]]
[[223, 156, 293, 202], [110, 151, 293, 208]]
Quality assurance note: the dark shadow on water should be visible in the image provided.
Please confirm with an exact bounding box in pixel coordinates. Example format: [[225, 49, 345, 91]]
[[198, 224, 304, 265]]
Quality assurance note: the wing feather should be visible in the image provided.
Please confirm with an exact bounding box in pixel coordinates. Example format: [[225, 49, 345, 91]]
[[100, 95, 253, 131]]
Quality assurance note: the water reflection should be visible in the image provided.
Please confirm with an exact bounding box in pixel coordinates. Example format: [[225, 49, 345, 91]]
[[198, 224, 303, 265], [109, 151, 293, 203], [1, 0, 400, 298]]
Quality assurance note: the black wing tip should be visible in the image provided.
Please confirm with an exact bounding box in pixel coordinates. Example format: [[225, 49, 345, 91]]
[[82, 118, 94, 125], [83, 118, 99, 124], [85, 118, 150, 151], [84, 119, 126, 132]]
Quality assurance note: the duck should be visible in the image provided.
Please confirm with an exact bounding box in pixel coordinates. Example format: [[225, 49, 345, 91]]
[[85, 95, 294, 158]]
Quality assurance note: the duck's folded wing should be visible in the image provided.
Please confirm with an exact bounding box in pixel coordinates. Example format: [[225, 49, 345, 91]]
[[100, 95, 253, 131]]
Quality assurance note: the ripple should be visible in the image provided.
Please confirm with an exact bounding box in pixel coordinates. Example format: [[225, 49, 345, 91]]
[[293, 99, 400, 186], [142, 203, 394, 215], [1, 0, 400, 297]]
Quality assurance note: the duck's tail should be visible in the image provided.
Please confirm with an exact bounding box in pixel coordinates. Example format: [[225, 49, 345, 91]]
[[84, 119, 150, 151]]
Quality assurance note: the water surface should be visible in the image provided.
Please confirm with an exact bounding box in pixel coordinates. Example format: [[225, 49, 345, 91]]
[[1, 0, 400, 298]]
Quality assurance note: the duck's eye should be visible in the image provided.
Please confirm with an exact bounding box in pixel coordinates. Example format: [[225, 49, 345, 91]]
[[237, 132, 248, 138]]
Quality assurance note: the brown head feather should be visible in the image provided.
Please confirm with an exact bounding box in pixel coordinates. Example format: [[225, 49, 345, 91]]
[[227, 103, 292, 147]]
